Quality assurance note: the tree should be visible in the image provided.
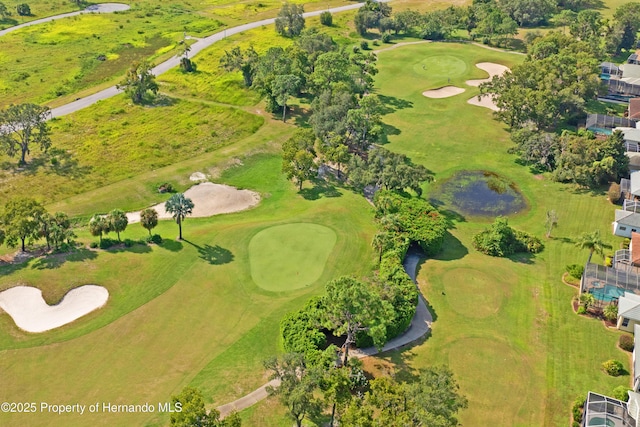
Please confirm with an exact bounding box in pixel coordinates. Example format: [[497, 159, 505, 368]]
[[0, 103, 51, 166], [345, 95, 384, 153], [498, 0, 556, 26], [117, 61, 159, 104], [16, 3, 29, 16], [179, 33, 196, 72], [165, 193, 194, 240], [170, 386, 241, 427], [575, 230, 611, 262], [322, 276, 393, 365], [310, 89, 355, 142], [0, 2, 11, 19], [265, 353, 322, 427], [372, 231, 395, 264], [107, 209, 128, 242], [89, 214, 110, 245], [320, 11, 333, 26], [354, 0, 392, 35], [579, 292, 596, 310], [49, 212, 75, 250], [545, 210, 558, 238], [282, 129, 316, 190], [272, 74, 301, 121], [1, 198, 46, 252], [275, 3, 305, 38], [570, 10, 602, 42], [219, 46, 258, 87], [140, 208, 158, 236], [613, 3, 640, 50]]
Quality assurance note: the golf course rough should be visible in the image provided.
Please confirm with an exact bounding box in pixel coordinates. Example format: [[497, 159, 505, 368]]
[[248, 223, 337, 291]]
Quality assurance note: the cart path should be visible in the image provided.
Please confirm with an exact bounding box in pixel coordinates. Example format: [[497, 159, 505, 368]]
[[0, 3, 131, 37], [217, 247, 432, 417]]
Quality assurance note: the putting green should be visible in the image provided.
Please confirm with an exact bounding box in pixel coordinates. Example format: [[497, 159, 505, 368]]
[[249, 223, 337, 292], [442, 268, 504, 318], [413, 55, 467, 78]]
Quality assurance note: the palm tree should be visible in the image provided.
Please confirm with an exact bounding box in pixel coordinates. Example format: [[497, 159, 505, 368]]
[[579, 293, 596, 311], [372, 230, 394, 264], [603, 304, 618, 321], [575, 230, 612, 263], [164, 193, 194, 240], [140, 208, 158, 236]]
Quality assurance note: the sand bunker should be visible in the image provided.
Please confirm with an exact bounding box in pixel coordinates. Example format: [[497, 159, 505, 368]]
[[0, 285, 108, 333], [422, 86, 466, 98], [465, 62, 510, 86], [127, 182, 260, 223], [468, 94, 500, 111]]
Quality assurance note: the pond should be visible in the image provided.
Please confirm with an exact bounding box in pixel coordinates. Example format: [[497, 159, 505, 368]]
[[430, 170, 527, 218]]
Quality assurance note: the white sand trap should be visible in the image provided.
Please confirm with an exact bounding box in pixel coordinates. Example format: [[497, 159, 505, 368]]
[[127, 182, 260, 223], [422, 86, 466, 98], [468, 94, 500, 111], [0, 285, 109, 333], [465, 62, 510, 87]]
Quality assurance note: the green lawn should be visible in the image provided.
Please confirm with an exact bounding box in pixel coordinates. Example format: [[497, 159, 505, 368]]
[[0, 153, 377, 426], [370, 42, 629, 426]]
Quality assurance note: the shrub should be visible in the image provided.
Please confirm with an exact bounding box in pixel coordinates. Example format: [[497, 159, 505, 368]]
[[281, 297, 326, 357], [603, 304, 618, 321], [372, 40, 380, 46], [146, 234, 163, 244], [472, 217, 543, 257], [381, 32, 391, 43], [99, 237, 119, 249], [566, 264, 584, 280], [608, 183, 621, 204], [620, 334, 634, 352], [89, 241, 98, 248], [602, 359, 624, 376], [16, 3, 30, 15], [360, 41, 369, 50], [577, 306, 586, 315], [572, 394, 585, 426], [352, 45, 361, 54], [158, 182, 175, 193], [612, 385, 631, 401], [320, 11, 332, 26], [605, 255, 613, 267]]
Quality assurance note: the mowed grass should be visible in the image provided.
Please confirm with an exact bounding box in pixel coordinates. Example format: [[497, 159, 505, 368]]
[[0, 95, 263, 205], [249, 223, 337, 291], [371, 42, 629, 425], [0, 153, 378, 427]]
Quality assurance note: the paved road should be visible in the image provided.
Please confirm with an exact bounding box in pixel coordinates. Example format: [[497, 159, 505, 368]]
[[48, 2, 372, 118], [217, 246, 433, 417], [0, 3, 131, 37]]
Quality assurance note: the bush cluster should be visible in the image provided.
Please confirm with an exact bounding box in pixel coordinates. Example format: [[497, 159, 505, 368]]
[[566, 264, 584, 280], [320, 11, 332, 26], [571, 394, 585, 427], [619, 334, 634, 352], [612, 385, 631, 402], [281, 297, 327, 359], [608, 183, 621, 204], [472, 216, 543, 257], [602, 359, 624, 376]]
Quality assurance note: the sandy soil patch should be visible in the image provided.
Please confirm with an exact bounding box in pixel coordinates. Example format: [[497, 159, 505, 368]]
[[422, 86, 466, 98], [127, 182, 260, 223], [0, 285, 108, 333], [189, 172, 207, 182], [465, 62, 510, 86], [467, 94, 500, 111]]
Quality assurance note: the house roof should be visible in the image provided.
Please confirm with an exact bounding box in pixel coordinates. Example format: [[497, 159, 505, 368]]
[[618, 292, 640, 321], [601, 62, 620, 74], [631, 99, 640, 121], [622, 64, 640, 78], [615, 210, 640, 227], [628, 391, 640, 421], [635, 325, 640, 380], [621, 128, 640, 143]]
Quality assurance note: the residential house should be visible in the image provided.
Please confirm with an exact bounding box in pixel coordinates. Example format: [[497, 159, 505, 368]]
[[633, 324, 640, 392], [617, 292, 640, 332], [613, 211, 640, 237]]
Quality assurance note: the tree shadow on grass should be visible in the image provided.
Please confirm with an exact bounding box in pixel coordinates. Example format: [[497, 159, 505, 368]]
[[31, 247, 98, 270], [107, 242, 152, 254], [46, 148, 93, 179], [434, 232, 468, 262], [159, 238, 183, 252], [378, 122, 401, 145], [299, 180, 342, 200], [183, 240, 234, 265], [378, 94, 413, 115]]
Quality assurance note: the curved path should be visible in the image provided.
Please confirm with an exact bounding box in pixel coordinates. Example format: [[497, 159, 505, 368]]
[[0, 3, 131, 37], [216, 246, 433, 417], [43, 2, 377, 118]]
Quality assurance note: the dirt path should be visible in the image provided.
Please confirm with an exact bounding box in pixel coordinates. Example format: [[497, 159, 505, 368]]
[[0, 3, 131, 37], [217, 247, 433, 417]]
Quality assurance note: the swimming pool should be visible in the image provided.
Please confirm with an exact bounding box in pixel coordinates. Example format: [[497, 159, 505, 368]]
[[589, 284, 625, 303]]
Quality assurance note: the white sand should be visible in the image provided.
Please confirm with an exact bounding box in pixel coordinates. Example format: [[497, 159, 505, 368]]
[[0, 285, 109, 333], [127, 182, 260, 223], [467, 94, 500, 111], [422, 86, 466, 99], [465, 62, 510, 87], [189, 172, 207, 182]]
